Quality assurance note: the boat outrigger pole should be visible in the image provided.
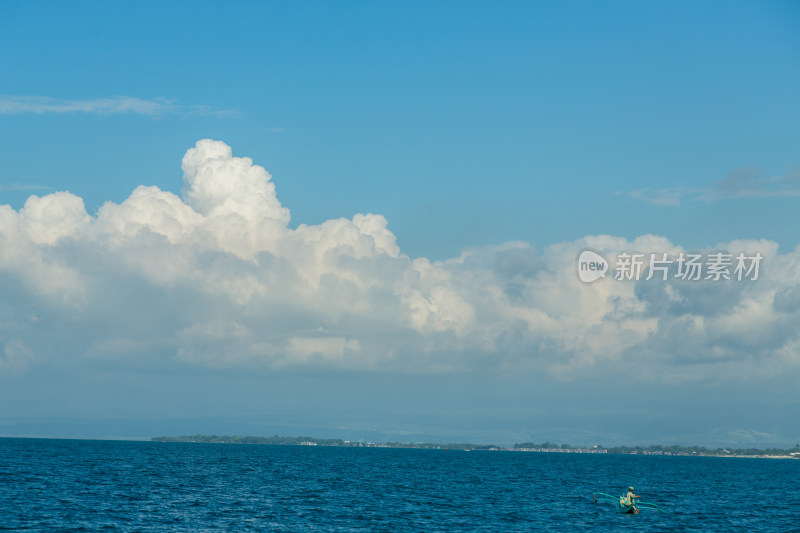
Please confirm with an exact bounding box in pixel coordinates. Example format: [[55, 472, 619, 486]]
[[592, 492, 666, 513]]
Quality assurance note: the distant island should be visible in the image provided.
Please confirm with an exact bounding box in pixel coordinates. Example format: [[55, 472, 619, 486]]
[[151, 435, 800, 458]]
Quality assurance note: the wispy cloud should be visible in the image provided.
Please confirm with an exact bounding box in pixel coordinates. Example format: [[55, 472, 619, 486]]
[[0, 183, 51, 193], [625, 165, 800, 206], [0, 95, 238, 118], [626, 186, 704, 207]]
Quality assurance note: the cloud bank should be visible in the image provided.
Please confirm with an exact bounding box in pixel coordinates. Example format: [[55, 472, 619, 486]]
[[1, 140, 799, 382]]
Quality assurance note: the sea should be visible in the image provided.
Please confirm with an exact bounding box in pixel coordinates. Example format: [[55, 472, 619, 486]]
[[1, 438, 798, 532]]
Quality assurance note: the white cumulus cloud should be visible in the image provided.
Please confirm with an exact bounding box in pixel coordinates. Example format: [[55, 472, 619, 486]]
[[0, 140, 798, 383]]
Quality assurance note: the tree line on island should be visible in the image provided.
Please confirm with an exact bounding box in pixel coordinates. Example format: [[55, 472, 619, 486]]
[[151, 435, 800, 457]]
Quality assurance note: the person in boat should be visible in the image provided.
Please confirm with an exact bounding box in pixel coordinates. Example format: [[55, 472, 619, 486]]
[[625, 486, 640, 510]]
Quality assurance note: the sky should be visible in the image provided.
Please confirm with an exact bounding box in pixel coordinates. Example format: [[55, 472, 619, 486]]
[[1, 1, 799, 447]]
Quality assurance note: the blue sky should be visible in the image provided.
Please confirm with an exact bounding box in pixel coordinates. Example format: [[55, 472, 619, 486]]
[[1, 1, 799, 446]]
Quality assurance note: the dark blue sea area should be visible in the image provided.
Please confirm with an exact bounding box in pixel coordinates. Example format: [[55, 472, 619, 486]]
[[1, 438, 798, 532]]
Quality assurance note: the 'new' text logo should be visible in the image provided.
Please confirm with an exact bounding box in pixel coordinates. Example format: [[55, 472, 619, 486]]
[[577, 250, 608, 283]]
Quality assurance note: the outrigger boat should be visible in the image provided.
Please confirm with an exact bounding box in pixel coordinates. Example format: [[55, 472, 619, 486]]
[[592, 492, 666, 514]]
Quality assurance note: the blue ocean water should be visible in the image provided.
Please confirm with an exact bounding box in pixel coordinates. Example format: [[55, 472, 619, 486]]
[[1, 438, 798, 532]]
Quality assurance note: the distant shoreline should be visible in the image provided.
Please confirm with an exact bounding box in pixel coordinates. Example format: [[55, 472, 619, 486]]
[[717, 454, 797, 459], [150, 435, 800, 459]]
